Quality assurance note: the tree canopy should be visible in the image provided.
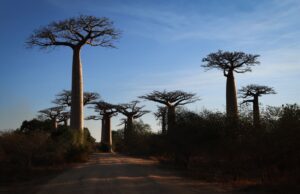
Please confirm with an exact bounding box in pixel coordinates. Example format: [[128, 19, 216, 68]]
[[202, 50, 260, 76], [53, 90, 100, 106], [26, 15, 120, 49], [239, 84, 276, 103], [139, 90, 199, 107], [117, 101, 149, 118]]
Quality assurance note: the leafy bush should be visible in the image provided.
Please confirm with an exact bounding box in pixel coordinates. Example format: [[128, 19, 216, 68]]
[[0, 120, 96, 177]]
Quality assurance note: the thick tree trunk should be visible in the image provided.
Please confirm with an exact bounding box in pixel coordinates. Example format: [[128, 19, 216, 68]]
[[125, 116, 133, 146], [105, 116, 112, 152], [167, 106, 176, 133], [63, 119, 68, 127], [101, 118, 106, 143], [253, 96, 260, 128], [226, 70, 239, 122], [52, 119, 57, 129], [70, 47, 84, 144], [162, 114, 167, 135], [101, 115, 112, 152]]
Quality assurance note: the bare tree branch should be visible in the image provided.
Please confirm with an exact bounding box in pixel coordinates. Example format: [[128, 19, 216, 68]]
[[26, 15, 120, 50], [139, 90, 199, 107], [201, 50, 260, 76]]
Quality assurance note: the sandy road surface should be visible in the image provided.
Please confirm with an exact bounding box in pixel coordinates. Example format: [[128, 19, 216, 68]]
[[36, 153, 237, 194]]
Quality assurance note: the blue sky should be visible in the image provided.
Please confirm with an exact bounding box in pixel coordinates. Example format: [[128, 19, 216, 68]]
[[1, 0, 300, 141]]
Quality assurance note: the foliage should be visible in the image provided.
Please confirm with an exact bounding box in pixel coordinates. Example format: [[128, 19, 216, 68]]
[[0, 120, 96, 179], [114, 104, 300, 185], [112, 120, 153, 154]]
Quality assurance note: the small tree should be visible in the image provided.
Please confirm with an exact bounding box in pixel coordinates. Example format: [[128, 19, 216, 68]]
[[239, 84, 276, 127], [27, 15, 120, 144], [140, 90, 198, 133], [38, 106, 66, 129], [202, 50, 260, 122], [87, 101, 118, 151], [117, 101, 149, 145]]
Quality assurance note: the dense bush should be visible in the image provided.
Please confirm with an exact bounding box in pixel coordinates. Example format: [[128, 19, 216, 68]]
[[112, 120, 154, 154], [113, 104, 300, 184], [0, 120, 96, 178]]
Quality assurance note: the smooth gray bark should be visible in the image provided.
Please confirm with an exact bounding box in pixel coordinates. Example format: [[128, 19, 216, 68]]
[[253, 96, 260, 128], [70, 47, 84, 144], [167, 106, 176, 133], [226, 70, 238, 122]]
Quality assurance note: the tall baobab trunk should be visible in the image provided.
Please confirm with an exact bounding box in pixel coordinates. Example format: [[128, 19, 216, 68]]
[[162, 113, 167, 134], [125, 116, 133, 146], [167, 106, 176, 133], [253, 96, 260, 128], [101, 117, 106, 144], [105, 116, 112, 152], [70, 47, 84, 144], [226, 70, 238, 122]]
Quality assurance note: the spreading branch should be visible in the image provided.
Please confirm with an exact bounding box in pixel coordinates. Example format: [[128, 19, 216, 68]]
[[26, 15, 120, 49], [139, 90, 199, 107], [117, 100, 149, 118], [239, 84, 276, 103], [53, 90, 100, 106], [202, 50, 260, 76]]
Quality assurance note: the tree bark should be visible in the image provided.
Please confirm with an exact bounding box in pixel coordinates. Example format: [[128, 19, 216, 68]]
[[105, 116, 112, 152], [162, 113, 167, 135], [226, 70, 239, 122], [52, 119, 57, 129], [101, 117, 106, 144], [125, 116, 133, 146], [63, 119, 68, 127], [253, 96, 260, 128], [167, 106, 176, 133], [101, 115, 112, 152], [70, 47, 84, 144]]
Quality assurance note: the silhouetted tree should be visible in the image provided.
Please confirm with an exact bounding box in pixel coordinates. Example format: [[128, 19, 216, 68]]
[[117, 101, 149, 145], [19, 119, 52, 133], [57, 111, 70, 127], [239, 84, 276, 127], [118, 118, 128, 131], [87, 101, 118, 151], [202, 50, 260, 123], [154, 106, 168, 134], [27, 15, 120, 144], [38, 106, 66, 129], [53, 90, 99, 128], [53, 90, 100, 106], [140, 90, 198, 132]]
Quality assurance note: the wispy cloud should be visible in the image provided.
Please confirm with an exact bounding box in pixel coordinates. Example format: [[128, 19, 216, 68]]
[[93, 0, 300, 49]]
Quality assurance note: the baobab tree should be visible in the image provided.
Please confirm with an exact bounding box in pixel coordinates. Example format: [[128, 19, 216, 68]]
[[57, 111, 70, 127], [27, 15, 120, 144], [87, 101, 118, 151], [140, 90, 198, 132], [239, 84, 276, 127], [53, 90, 99, 129], [38, 106, 66, 129], [53, 90, 100, 107], [202, 50, 260, 122], [117, 101, 149, 144], [154, 106, 168, 134]]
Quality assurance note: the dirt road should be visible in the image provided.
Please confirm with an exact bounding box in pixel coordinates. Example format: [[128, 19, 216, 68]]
[[35, 153, 238, 194]]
